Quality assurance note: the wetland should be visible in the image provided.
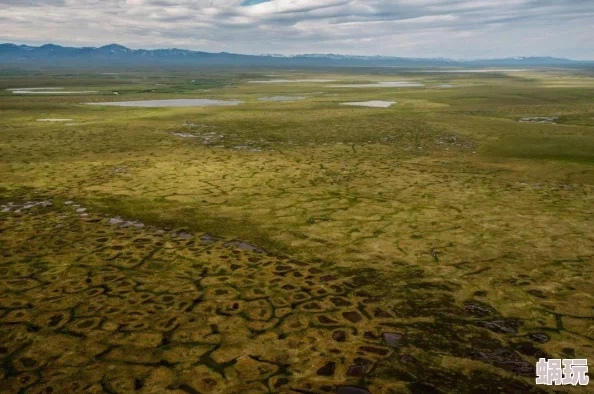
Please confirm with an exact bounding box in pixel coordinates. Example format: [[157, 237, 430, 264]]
[[1, 67, 593, 394]]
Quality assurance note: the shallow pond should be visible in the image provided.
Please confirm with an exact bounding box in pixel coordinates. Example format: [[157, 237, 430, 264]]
[[340, 101, 396, 108]]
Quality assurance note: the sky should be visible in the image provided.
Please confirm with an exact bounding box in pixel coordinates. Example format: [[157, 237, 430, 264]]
[[1, 0, 593, 59]]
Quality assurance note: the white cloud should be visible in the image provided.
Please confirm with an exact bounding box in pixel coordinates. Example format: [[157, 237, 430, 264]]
[[0, 0, 593, 59]]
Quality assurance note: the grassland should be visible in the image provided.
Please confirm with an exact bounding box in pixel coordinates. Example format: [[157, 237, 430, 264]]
[[1, 67, 593, 393]]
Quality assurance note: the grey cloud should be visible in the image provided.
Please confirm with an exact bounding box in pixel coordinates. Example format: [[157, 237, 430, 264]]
[[0, 0, 593, 59]]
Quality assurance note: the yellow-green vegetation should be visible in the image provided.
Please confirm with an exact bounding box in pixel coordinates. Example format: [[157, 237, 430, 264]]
[[1, 68, 593, 393]]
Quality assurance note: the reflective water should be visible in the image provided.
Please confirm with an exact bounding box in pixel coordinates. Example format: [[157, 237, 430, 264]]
[[340, 101, 396, 108]]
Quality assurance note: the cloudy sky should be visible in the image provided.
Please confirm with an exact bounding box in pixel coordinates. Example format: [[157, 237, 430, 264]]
[[1, 0, 593, 59]]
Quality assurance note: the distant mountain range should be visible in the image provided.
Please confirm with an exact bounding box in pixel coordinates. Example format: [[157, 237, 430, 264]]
[[1, 43, 592, 68]]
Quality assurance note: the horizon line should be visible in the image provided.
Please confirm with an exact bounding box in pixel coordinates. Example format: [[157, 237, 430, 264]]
[[2, 42, 593, 63]]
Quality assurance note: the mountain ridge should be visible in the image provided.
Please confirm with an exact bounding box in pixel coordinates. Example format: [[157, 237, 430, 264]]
[[1, 43, 592, 68]]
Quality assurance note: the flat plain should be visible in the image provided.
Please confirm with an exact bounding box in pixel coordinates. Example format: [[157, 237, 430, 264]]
[[1, 67, 593, 393]]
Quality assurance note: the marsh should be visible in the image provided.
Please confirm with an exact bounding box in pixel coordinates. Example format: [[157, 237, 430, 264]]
[[1, 67, 593, 394]]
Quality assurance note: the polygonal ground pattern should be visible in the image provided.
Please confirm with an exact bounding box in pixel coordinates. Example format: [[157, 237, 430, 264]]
[[0, 201, 586, 393]]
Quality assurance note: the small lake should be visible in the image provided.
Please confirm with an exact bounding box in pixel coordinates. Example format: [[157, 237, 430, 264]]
[[86, 99, 244, 108], [341, 101, 396, 108]]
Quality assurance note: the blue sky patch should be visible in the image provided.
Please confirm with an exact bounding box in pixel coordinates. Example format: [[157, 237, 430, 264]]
[[241, 0, 272, 6]]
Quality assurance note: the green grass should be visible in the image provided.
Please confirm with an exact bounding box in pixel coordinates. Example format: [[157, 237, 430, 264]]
[[485, 134, 594, 163], [1, 66, 594, 392]]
